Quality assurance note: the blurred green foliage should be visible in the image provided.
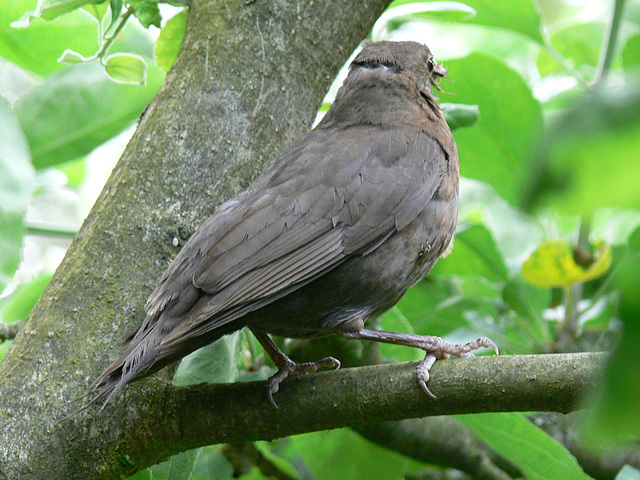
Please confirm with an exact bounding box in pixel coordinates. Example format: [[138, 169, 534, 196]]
[[1, 0, 639, 478]]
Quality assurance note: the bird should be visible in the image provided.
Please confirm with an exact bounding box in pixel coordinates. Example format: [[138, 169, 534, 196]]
[[85, 40, 497, 410]]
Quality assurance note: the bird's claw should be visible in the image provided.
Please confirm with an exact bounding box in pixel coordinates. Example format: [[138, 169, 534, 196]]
[[266, 356, 341, 408], [416, 353, 437, 399], [416, 336, 498, 399]]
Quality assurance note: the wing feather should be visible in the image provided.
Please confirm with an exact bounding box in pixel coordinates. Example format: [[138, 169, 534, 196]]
[[142, 125, 445, 348]]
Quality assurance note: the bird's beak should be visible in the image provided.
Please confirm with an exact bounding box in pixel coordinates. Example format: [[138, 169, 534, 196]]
[[430, 61, 449, 92]]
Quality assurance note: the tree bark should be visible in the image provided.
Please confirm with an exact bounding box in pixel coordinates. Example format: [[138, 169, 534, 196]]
[[0, 1, 607, 479], [0, 1, 391, 478]]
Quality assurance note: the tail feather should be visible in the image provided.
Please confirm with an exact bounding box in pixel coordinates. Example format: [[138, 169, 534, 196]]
[[63, 316, 241, 420]]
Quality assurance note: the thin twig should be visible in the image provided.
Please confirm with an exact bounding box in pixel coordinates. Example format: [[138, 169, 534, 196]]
[[593, 0, 627, 87]]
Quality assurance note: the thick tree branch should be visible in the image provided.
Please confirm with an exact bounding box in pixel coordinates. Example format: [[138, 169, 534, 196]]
[[54, 352, 603, 476]]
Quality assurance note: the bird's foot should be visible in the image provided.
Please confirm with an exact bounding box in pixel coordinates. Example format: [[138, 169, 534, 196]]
[[266, 356, 341, 408], [415, 336, 498, 399]]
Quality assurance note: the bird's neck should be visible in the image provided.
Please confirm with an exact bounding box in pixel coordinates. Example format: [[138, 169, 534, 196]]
[[319, 70, 442, 129]]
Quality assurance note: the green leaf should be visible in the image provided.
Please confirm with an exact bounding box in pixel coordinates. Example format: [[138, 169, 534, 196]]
[[443, 54, 542, 205], [522, 239, 612, 288], [622, 34, 640, 73], [130, 0, 161, 29], [0, 275, 52, 323], [0, 0, 100, 76], [82, 1, 108, 21], [149, 448, 202, 480], [0, 96, 34, 291], [13, 61, 164, 169], [580, 235, 640, 446], [457, 413, 593, 480], [192, 446, 233, 479], [434, 224, 509, 282], [108, 0, 124, 32], [254, 443, 298, 479], [441, 103, 480, 130], [533, 85, 640, 214], [103, 52, 148, 85], [389, 0, 544, 44], [458, 178, 543, 267], [502, 275, 553, 348], [537, 22, 605, 78], [292, 429, 422, 480], [58, 48, 90, 64], [379, 306, 422, 362], [155, 9, 187, 72], [11, 0, 104, 26], [373, 2, 476, 38], [173, 332, 240, 386]]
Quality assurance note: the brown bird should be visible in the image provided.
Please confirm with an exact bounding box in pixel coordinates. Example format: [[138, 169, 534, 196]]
[[87, 40, 496, 409]]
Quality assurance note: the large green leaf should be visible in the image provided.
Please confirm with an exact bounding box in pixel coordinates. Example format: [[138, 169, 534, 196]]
[[458, 413, 593, 480], [0, 0, 100, 76], [532, 85, 640, 214], [13, 61, 164, 169], [443, 54, 542, 206], [389, 0, 544, 44], [537, 21, 605, 79], [291, 429, 422, 480], [0, 96, 34, 291]]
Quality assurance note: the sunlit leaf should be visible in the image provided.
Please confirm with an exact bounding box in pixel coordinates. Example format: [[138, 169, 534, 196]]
[[58, 48, 90, 64], [155, 9, 187, 72], [373, 2, 476, 39], [537, 21, 605, 78], [388, 0, 544, 44], [13, 61, 163, 169], [522, 239, 612, 288], [0, 0, 100, 76], [103, 52, 148, 85], [11, 0, 103, 26]]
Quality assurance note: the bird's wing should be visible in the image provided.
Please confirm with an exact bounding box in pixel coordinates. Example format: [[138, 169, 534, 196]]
[[150, 125, 445, 347]]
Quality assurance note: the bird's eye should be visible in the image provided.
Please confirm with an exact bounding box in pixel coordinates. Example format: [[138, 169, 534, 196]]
[[427, 58, 435, 73]]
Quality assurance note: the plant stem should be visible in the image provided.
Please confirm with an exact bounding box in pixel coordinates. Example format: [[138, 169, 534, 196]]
[[97, 6, 135, 63], [593, 0, 627, 87], [542, 36, 590, 89], [25, 221, 78, 238]]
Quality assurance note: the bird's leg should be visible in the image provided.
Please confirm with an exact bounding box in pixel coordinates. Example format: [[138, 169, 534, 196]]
[[336, 326, 498, 399], [251, 330, 341, 408]]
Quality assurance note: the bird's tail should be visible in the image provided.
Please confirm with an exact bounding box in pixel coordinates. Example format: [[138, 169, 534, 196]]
[[64, 315, 240, 418], [65, 326, 165, 417]]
